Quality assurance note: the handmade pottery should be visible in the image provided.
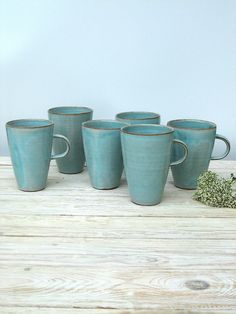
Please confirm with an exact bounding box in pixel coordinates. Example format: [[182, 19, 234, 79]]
[[121, 124, 188, 205], [82, 120, 127, 189], [167, 119, 231, 189], [6, 119, 70, 191], [48, 106, 93, 174], [116, 111, 160, 125]]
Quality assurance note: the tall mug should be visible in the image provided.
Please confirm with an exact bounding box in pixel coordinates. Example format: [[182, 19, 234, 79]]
[[48, 106, 93, 173], [82, 120, 127, 189], [6, 119, 70, 191], [167, 119, 231, 189], [121, 124, 188, 205]]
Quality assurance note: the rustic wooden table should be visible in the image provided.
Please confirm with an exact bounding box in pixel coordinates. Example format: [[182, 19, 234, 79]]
[[0, 157, 235, 314]]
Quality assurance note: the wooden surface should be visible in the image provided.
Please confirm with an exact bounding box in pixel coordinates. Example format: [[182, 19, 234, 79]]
[[0, 157, 235, 313]]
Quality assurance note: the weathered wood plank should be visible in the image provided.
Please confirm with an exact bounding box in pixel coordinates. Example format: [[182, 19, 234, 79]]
[[1, 157, 235, 311], [0, 159, 235, 218], [0, 307, 235, 314], [0, 193, 235, 217], [0, 266, 235, 310], [0, 237, 235, 269], [0, 215, 235, 239]]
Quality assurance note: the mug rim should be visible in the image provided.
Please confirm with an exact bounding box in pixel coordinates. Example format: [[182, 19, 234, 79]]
[[6, 119, 54, 129], [83, 119, 127, 130], [167, 119, 217, 130], [48, 106, 93, 116], [121, 124, 174, 136], [116, 111, 160, 120]]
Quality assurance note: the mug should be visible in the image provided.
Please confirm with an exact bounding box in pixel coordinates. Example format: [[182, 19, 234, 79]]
[[48, 106, 93, 174], [116, 111, 160, 125], [167, 119, 231, 189], [6, 119, 70, 191], [121, 124, 188, 205], [82, 120, 127, 189]]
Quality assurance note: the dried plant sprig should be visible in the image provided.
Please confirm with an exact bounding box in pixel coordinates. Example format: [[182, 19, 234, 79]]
[[193, 171, 236, 208]]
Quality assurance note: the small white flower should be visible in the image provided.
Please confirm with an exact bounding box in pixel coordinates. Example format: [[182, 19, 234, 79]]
[[193, 171, 236, 208]]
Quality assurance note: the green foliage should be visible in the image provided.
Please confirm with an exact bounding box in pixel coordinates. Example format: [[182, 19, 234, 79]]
[[193, 171, 236, 208]]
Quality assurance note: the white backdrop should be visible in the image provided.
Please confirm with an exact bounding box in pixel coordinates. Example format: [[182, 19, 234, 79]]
[[1, 0, 236, 158]]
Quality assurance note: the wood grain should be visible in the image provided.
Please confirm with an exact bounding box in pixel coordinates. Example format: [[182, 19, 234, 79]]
[[0, 214, 235, 239], [0, 236, 235, 269], [0, 157, 236, 312], [1, 307, 235, 314], [1, 193, 235, 217], [0, 160, 235, 219], [0, 265, 235, 310]]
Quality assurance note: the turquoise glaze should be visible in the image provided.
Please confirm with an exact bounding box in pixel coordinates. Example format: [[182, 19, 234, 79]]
[[6, 119, 70, 191], [116, 111, 160, 125], [121, 124, 188, 206], [48, 106, 93, 174], [167, 119, 231, 189], [82, 120, 127, 189]]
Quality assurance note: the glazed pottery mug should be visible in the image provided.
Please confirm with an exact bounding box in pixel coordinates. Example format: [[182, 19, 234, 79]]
[[121, 124, 188, 206], [116, 111, 160, 125], [6, 119, 70, 192], [48, 106, 93, 174], [82, 120, 127, 189], [167, 119, 231, 189]]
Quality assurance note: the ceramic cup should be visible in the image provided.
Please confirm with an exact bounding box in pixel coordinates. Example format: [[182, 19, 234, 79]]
[[48, 106, 93, 174], [6, 119, 70, 191], [121, 124, 188, 206], [167, 119, 231, 189], [82, 120, 127, 189], [116, 111, 160, 125]]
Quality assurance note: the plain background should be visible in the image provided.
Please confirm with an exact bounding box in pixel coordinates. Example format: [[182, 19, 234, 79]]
[[1, 0, 235, 158]]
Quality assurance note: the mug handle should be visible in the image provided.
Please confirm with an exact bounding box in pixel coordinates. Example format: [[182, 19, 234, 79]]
[[51, 134, 70, 160], [170, 139, 188, 166], [211, 134, 230, 160]]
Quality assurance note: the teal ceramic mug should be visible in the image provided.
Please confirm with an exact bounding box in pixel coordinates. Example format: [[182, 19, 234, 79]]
[[6, 119, 70, 192], [167, 119, 231, 189], [116, 111, 160, 125], [82, 120, 127, 189], [48, 106, 93, 174], [121, 124, 188, 206]]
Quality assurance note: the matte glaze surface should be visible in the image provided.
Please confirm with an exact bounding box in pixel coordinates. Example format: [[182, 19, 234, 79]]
[[6, 120, 62, 191], [167, 119, 231, 189], [116, 111, 160, 125], [121, 124, 187, 206], [82, 120, 127, 189], [48, 106, 93, 174]]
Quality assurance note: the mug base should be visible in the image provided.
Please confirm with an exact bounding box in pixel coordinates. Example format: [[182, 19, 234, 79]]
[[19, 187, 46, 192], [174, 184, 197, 190], [58, 169, 84, 174], [92, 185, 119, 190], [131, 200, 161, 206]]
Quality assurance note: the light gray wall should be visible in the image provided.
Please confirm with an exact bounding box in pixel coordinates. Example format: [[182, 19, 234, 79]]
[[1, 0, 236, 159]]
